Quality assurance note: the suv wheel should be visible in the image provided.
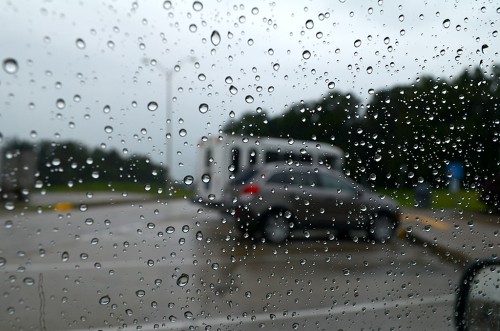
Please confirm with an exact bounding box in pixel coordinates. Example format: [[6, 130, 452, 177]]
[[263, 212, 290, 244], [369, 214, 395, 243]]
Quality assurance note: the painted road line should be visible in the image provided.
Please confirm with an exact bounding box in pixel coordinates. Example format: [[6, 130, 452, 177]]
[[54, 202, 75, 211], [133, 293, 455, 331], [402, 213, 450, 230]]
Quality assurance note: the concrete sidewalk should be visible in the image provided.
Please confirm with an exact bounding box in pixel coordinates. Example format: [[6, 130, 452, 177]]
[[26, 191, 155, 210], [400, 207, 500, 265]]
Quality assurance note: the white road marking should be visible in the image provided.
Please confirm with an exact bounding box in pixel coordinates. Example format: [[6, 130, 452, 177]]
[[111, 293, 455, 330]]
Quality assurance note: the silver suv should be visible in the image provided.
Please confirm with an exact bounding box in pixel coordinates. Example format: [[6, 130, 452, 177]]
[[224, 163, 401, 243]]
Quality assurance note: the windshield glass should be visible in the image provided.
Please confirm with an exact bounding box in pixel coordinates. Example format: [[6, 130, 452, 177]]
[[1, 1, 499, 330]]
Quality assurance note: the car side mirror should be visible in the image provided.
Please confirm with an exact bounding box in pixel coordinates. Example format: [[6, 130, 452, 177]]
[[455, 258, 500, 330]]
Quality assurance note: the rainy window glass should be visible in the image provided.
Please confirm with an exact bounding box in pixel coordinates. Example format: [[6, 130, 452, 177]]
[[265, 151, 282, 163], [1, 1, 499, 330], [320, 155, 336, 169], [230, 147, 240, 174], [248, 148, 257, 166], [232, 168, 258, 185], [319, 173, 356, 194]]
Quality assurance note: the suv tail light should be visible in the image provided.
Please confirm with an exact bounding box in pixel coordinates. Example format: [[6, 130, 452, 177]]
[[242, 185, 260, 195]]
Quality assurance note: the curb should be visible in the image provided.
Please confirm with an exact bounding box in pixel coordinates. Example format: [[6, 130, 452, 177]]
[[400, 229, 470, 266]]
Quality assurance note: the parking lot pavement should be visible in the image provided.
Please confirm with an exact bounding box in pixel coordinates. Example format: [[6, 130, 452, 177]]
[[401, 207, 500, 265], [6, 193, 498, 268]]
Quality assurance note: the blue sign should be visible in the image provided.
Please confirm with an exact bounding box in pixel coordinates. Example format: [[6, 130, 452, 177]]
[[447, 162, 464, 180]]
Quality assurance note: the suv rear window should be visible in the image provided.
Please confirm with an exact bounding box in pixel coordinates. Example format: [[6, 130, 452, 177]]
[[232, 168, 258, 185], [268, 171, 317, 187]]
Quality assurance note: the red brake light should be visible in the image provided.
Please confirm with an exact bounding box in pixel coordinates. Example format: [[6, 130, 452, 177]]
[[242, 185, 260, 195]]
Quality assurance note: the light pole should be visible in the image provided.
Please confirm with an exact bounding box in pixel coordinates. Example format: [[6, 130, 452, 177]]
[[142, 57, 196, 190]]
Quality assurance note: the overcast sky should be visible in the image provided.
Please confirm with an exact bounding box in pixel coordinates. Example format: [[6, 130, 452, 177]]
[[1, 0, 498, 180]]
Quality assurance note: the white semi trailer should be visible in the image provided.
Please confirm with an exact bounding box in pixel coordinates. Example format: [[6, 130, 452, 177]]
[[194, 134, 344, 204]]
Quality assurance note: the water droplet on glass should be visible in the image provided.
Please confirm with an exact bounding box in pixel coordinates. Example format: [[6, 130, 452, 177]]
[[166, 226, 175, 234], [148, 101, 158, 111], [210, 30, 221, 46], [75, 38, 86, 49], [202, 174, 211, 183], [163, 0, 172, 10], [354, 39, 361, 47], [176, 273, 189, 287], [398, 14, 405, 22], [225, 76, 233, 84], [316, 32, 323, 39], [183, 176, 194, 185], [189, 24, 197, 32], [328, 81, 335, 89], [23, 277, 35, 286], [196, 231, 203, 240], [245, 95, 254, 103], [56, 99, 66, 109], [4, 202, 14, 211], [136, 290, 146, 297], [99, 295, 110, 305], [366, 66, 373, 74], [302, 50, 311, 59], [252, 7, 259, 15], [3, 58, 18, 74], [305, 19, 314, 29], [104, 126, 113, 133], [442, 19, 450, 28], [61, 251, 69, 262], [273, 63, 280, 71], [198, 73, 206, 81], [229, 85, 238, 95], [199, 103, 209, 113], [179, 129, 187, 137], [229, 111, 235, 118], [192, 1, 203, 11]]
